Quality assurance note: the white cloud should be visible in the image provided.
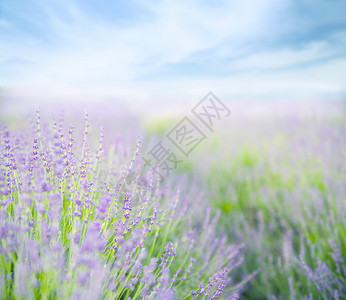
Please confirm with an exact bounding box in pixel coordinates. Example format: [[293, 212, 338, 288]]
[[229, 39, 344, 70], [0, 0, 345, 102], [0, 0, 289, 85]]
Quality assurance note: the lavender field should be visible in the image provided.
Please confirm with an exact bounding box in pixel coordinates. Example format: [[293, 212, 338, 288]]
[[1, 0, 346, 298], [0, 105, 244, 300], [0, 101, 345, 300]]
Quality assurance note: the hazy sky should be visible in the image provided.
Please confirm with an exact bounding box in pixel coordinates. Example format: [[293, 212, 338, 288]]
[[1, 0, 346, 102]]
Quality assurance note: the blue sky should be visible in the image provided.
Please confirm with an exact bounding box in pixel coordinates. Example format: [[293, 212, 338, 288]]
[[0, 0, 346, 102]]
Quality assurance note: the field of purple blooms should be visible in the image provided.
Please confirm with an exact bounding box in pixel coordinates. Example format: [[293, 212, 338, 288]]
[[0, 108, 246, 299], [0, 101, 345, 300]]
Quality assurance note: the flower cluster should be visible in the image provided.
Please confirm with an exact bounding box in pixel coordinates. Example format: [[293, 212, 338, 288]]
[[0, 111, 245, 299]]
